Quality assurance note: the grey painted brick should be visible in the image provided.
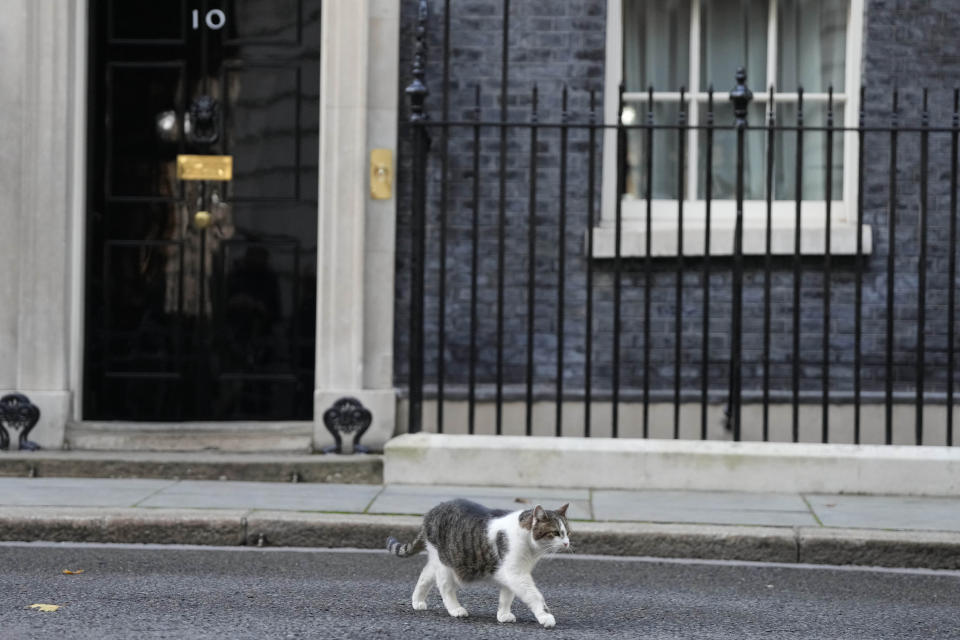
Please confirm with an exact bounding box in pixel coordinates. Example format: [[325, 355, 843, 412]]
[[395, 0, 960, 410]]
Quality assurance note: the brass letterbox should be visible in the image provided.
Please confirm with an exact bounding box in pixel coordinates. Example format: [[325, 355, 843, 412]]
[[177, 154, 233, 181]]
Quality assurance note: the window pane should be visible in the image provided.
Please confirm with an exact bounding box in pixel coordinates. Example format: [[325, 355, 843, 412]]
[[700, 0, 768, 91], [778, 0, 847, 92], [774, 103, 845, 200], [624, 102, 683, 200], [697, 101, 767, 199], [623, 0, 690, 91]]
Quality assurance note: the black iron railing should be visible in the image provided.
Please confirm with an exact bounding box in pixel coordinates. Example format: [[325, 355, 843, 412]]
[[402, 1, 959, 446]]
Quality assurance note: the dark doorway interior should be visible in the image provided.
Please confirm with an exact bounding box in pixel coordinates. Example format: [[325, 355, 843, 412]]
[[84, 0, 321, 420]]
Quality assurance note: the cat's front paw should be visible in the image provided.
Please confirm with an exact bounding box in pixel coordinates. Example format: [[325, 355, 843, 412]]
[[497, 611, 516, 623], [537, 613, 556, 628], [412, 600, 427, 610], [448, 606, 469, 618]]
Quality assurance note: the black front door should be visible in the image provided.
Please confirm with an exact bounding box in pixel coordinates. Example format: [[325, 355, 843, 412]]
[[84, 0, 320, 421]]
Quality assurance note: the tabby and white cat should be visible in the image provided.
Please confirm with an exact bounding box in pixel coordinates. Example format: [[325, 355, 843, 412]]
[[387, 499, 571, 628]]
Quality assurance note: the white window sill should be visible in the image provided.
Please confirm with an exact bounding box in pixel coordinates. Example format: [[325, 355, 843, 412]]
[[590, 199, 873, 258]]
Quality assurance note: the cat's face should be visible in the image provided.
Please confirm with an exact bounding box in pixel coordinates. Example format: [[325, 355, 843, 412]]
[[524, 504, 571, 553]]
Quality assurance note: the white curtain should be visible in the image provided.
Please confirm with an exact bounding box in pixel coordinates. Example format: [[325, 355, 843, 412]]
[[623, 0, 689, 199], [621, 0, 847, 201], [699, 0, 768, 199], [623, 0, 690, 91], [775, 0, 847, 200]]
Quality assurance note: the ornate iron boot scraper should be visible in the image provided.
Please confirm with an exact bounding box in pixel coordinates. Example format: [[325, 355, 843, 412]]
[[0, 394, 41, 451], [322, 397, 372, 454]]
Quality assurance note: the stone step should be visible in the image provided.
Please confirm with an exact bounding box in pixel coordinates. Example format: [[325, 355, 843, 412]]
[[64, 421, 314, 453], [0, 451, 382, 484]]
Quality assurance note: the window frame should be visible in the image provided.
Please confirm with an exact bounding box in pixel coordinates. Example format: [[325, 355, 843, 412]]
[[596, 0, 869, 257]]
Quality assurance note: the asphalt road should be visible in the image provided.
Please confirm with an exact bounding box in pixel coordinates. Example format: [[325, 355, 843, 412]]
[[1, 542, 959, 639]]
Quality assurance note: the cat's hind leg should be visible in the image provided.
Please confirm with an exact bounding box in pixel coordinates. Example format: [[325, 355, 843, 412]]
[[411, 560, 436, 610], [496, 586, 516, 623], [435, 564, 468, 618]]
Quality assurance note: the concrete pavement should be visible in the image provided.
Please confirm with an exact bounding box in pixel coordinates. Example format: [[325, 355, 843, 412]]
[[0, 476, 959, 569]]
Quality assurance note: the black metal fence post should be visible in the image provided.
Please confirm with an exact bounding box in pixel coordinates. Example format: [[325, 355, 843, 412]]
[[701, 87, 715, 441], [436, 0, 451, 433], [613, 84, 625, 438], [525, 85, 539, 436], [916, 89, 930, 445], [468, 85, 481, 435], [405, 0, 429, 434], [642, 85, 653, 438], [556, 85, 569, 436], [885, 90, 899, 445], [792, 87, 805, 443], [674, 87, 687, 439], [585, 90, 597, 438], [762, 85, 775, 441], [949, 89, 959, 448], [854, 86, 866, 444], [822, 86, 834, 443], [728, 68, 752, 441]]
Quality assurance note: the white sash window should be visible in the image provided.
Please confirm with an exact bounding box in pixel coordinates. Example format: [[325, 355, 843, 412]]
[[597, 0, 870, 257]]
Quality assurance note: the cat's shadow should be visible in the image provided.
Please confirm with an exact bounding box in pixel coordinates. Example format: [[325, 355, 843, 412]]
[[399, 603, 550, 629]]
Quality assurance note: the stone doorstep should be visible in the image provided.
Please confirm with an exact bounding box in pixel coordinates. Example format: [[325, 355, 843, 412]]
[[1, 508, 958, 571], [0, 451, 383, 484]]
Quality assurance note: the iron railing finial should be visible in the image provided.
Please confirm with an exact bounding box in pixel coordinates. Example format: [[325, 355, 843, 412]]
[[729, 67, 753, 126], [406, 0, 429, 121]]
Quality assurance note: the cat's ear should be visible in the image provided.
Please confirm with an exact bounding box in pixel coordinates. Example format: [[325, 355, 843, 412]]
[[556, 503, 569, 517], [533, 505, 546, 521]]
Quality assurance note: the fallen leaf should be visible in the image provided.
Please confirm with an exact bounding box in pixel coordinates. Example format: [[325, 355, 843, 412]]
[[29, 604, 60, 612], [514, 497, 530, 504], [62, 569, 85, 575]]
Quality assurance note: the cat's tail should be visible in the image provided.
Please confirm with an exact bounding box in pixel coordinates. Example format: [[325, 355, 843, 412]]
[[386, 529, 425, 557]]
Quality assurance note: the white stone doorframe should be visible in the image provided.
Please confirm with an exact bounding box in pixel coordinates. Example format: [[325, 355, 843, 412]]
[[0, 0, 399, 451], [0, 0, 83, 449], [313, 0, 400, 452]]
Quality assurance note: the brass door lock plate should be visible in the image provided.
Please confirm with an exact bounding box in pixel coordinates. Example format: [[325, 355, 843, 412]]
[[370, 149, 393, 200]]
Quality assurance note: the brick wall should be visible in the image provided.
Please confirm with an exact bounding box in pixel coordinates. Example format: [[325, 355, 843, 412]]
[[394, 0, 960, 407], [858, 0, 960, 399]]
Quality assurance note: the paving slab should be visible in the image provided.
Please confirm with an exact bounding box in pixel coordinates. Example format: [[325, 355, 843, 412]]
[[137, 480, 382, 512], [805, 494, 960, 532], [0, 478, 177, 508], [0, 477, 957, 569], [367, 484, 591, 519], [592, 489, 819, 527]]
